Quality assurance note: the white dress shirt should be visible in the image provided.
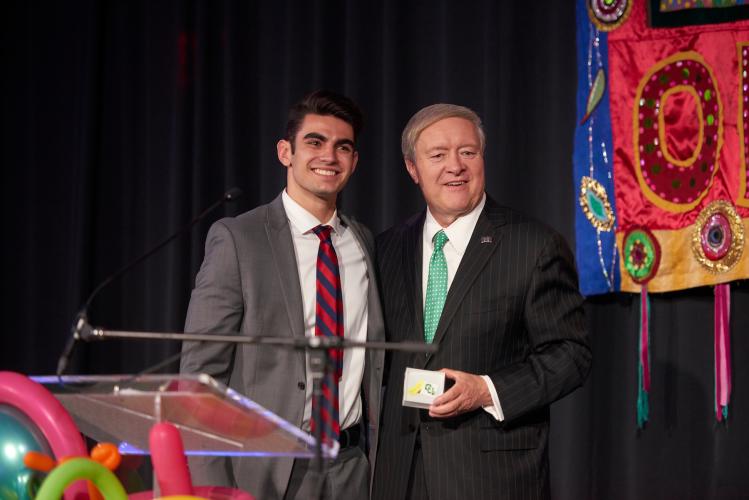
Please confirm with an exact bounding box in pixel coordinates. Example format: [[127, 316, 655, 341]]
[[282, 190, 368, 432], [421, 193, 504, 421]]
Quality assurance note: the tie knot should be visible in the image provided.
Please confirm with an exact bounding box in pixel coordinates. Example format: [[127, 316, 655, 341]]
[[313, 224, 333, 242], [433, 230, 448, 251]]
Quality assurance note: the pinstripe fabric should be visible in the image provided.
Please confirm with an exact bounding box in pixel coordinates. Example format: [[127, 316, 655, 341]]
[[372, 197, 591, 500]]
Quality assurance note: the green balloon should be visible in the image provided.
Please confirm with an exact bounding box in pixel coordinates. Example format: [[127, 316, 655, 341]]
[[35, 458, 128, 500], [0, 405, 53, 500]]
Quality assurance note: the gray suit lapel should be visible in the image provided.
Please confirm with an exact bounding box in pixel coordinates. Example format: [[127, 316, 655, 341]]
[[264, 194, 306, 341], [343, 213, 386, 466], [427, 207, 504, 359], [341, 213, 385, 343]]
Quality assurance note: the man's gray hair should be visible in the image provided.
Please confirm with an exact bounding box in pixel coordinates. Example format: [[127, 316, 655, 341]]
[[401, 103, 486, 162]]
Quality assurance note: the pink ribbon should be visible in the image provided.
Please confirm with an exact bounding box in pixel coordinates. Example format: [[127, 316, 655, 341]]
[[714, 283, 731, 421]]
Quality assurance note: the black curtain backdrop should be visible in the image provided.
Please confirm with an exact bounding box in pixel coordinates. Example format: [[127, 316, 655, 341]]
[[2, 1, 748, 498]]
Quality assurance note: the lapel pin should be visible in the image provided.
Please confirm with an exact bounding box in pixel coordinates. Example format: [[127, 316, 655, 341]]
[[480, 236, 493, 244]]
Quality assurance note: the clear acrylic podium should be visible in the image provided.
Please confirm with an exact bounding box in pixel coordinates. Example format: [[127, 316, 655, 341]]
[[32, 374, 333, 459]]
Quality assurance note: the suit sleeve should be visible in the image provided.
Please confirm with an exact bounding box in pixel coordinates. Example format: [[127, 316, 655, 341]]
[[489, 232, 591, 423], [179, 220, 244, 488], [180, 220, 244, 380]]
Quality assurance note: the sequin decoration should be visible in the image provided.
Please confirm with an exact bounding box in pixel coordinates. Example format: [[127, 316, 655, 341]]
[[580, 68, 606, 125], [692, 200, 744, 273], [587, 0, 633, 31], [623, 227, 661, 284], [583, 24, 618, 293], [633, 52, 723, 213], [579, 176, 615, 231], [702, 213, 732, 261], [737, 43, 749, 207]]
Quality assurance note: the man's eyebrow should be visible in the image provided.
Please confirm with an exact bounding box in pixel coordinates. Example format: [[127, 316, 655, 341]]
[[302, 132, 355, 148], [303, 132, 327, 141], [424, 143, 478, 153], [335, 138, 355, 148]]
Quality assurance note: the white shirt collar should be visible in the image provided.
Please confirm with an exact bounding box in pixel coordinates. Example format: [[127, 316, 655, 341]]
[[281, 190, 341, 235], [424, 193, 487, 255]]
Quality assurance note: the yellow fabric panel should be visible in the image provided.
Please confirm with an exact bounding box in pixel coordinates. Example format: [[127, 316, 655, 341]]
[[617, 219, 749, 292]]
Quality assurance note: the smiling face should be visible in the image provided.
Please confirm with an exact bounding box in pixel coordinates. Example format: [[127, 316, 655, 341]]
[[405, 116, 485, 227], [277, 113, 359, 218]]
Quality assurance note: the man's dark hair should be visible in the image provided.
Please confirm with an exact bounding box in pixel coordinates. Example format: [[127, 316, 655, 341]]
[[285, 90, 364, 151]]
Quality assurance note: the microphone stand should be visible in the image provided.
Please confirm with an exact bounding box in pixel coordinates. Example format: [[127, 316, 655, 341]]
[[56, 187, 243, 377], [307, 344, 329, 499], [72, 318, 437, 500]]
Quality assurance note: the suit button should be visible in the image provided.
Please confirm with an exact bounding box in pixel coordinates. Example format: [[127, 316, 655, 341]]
[[423, 424, 431, 431], [297, 381, 306, 390]]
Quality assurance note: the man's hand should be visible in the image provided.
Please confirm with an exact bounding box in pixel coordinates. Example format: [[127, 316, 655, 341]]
[[428, 368, 493, 418]]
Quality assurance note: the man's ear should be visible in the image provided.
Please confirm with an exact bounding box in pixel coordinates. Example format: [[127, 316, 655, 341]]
[[277, 139, 292, 167], [405, 159, 420, 184], [351, 151, 359, 173]]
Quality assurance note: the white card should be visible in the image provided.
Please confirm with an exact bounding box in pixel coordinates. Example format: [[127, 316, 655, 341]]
[[402, 367, 445, 409]]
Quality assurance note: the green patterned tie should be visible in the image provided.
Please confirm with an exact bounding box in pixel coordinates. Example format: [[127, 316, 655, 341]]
[[424, 230, 449, 343]]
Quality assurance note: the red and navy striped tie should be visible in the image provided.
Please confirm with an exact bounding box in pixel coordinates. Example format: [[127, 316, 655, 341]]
[[311, 224, 343, 444]]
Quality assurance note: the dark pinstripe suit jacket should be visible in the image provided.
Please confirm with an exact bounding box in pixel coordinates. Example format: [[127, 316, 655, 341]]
[[372, 197, 591, 500]]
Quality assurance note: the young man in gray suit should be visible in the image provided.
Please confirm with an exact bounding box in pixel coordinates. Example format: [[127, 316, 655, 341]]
[[372, 104, 591, 500], [180, 90, 385, 500]]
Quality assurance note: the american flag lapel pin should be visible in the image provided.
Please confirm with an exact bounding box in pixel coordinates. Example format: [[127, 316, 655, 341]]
[[480, 235, 493, 244]]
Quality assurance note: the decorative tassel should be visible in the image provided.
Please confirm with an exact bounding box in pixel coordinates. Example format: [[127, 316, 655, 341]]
[[714, 283, 731, 422], [637, 286, 650, 428]]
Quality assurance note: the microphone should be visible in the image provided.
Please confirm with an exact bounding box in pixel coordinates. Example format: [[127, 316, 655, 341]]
[[56, 187, 243, 376]]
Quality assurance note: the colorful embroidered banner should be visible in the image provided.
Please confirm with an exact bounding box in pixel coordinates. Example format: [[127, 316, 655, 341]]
[[575, 0, 749, 424], [574, 0, 749, 296]]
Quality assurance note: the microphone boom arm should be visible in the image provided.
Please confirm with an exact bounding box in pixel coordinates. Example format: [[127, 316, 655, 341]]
[[79, 324, 437, 354]]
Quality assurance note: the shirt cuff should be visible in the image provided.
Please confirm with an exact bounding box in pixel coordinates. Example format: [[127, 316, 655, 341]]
[[480, 375, 504, 421]]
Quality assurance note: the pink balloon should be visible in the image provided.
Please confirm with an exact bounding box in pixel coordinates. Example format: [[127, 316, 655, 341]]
[[0, 371, 88, 500], [129, 486, 254, 500], [190, 487, 255, 500], [133, 421, 254, 500], [149, 422, 194, 496]]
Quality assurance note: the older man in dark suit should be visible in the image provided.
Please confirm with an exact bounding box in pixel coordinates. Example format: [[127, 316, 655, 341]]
[[372, 104, 591, 500]]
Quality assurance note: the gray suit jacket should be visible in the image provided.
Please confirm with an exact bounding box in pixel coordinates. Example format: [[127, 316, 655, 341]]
[[180, 193, 385, 499]]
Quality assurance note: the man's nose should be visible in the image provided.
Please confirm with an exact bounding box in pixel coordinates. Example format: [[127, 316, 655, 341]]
[[318, 143, 338, 163], [445, 151, 466, 173]]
